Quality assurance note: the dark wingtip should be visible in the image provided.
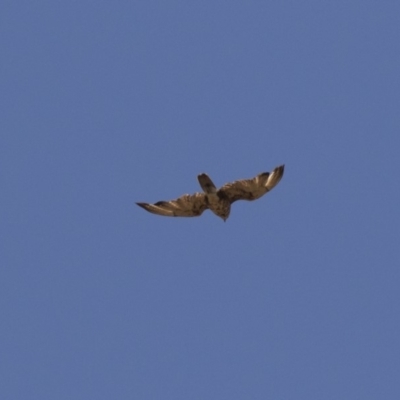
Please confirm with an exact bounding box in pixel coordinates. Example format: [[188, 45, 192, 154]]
[[136, 202, 149, 210]]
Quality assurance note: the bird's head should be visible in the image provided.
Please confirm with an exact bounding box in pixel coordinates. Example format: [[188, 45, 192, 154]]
[[220, 210, 230, 222]]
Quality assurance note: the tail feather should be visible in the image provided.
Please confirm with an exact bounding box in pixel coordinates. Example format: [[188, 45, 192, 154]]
[[198, 173, 217, 194]]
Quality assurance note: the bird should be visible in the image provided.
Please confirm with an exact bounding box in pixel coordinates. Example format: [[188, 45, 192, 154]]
[[136, 164, 284, 221]]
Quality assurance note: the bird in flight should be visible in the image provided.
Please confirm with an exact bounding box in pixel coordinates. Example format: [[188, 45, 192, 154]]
[[137, 164, 284, 221]]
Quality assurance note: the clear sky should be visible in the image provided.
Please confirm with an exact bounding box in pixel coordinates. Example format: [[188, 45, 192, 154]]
[[1, 1, 400, 399]]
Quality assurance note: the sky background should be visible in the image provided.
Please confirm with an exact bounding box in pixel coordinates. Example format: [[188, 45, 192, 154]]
[[1, 1, 400, 399]]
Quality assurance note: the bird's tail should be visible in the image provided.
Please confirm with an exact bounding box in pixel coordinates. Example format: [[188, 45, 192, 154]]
[[198, 173, 217, 194]]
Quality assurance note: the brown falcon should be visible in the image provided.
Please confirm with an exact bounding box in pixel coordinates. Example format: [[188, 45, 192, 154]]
[[136, 164, 284, 221]]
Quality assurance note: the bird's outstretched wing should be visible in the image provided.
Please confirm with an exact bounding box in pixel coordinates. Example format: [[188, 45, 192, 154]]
[[218, 164, 285, 203], [136, 192, 208, 217]]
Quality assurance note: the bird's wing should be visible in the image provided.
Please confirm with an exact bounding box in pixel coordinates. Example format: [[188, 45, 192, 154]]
[[136, 192, 208, 217], [218, 165, 285, 203]]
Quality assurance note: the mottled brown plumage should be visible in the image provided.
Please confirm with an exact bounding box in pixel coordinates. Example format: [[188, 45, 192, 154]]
[[137, 164, 284, 221]]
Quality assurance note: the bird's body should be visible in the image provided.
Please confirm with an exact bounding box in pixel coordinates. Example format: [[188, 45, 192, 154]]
[[205, 192, 231, 221], [137, 164, 284, 221]]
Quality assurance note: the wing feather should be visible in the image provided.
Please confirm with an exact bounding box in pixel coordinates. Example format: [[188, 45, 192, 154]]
[[218, 165, 284, 203], [136, 192, 208, 217]]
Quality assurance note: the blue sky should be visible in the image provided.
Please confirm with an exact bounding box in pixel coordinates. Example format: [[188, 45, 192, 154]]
[[1, 1, 400, 399]]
